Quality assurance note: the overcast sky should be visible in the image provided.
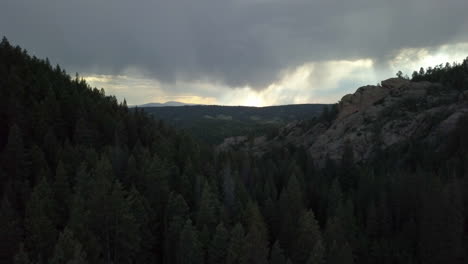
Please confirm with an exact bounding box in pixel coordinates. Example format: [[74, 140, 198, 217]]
[[2, 0, 468, 106]]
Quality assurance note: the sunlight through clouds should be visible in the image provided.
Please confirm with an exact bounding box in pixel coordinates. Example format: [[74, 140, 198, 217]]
[[83, 42, 468, 106], [219, 59, 375, 106], [389, 42, 468, 76]]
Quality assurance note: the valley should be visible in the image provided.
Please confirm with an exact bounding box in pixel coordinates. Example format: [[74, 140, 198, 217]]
[[142, 104, 327, 144]]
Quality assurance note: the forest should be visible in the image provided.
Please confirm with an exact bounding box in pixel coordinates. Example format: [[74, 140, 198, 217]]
[[141, 104, 326, 144], [1, 37, 468, 264]]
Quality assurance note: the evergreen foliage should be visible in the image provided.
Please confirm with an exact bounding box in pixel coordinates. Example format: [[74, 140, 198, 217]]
[[1, 37, 468, 263]]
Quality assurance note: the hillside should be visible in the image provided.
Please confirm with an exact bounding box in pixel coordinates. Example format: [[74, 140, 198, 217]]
[[0, 38, 211, 263], [1, 38, 468, 264], [219, 68, 468, 168], [142, 104, 326, 144]]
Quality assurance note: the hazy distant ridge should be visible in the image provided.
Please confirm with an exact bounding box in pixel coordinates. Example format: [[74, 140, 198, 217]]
[[138, 101, 196, 107]]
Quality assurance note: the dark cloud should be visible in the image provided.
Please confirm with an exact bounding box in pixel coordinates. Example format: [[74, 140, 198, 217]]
[[2, 0, 468, 90]]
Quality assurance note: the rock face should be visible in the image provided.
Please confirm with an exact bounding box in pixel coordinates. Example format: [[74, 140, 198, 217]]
[[309, 78, 466, 165], [218, 78, 468, 166], [217, 136, 248, 152]]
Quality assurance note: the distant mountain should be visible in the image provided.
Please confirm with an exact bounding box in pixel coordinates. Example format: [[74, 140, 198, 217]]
[[138, 101, 196, 107], [142, 104, 328, 144]]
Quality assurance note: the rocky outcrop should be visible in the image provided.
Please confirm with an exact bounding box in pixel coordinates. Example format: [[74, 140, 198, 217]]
[[308, 78, 464, 165], [217, 136, 248, 152], [218, 78, 468, 166]]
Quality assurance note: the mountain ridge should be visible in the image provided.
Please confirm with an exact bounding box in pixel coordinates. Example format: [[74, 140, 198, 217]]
[[218, 73, 468, 167], [137, 101, 196, 107]]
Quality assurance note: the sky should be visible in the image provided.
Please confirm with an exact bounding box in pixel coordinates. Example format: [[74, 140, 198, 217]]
[[2, 0, 468, 106]]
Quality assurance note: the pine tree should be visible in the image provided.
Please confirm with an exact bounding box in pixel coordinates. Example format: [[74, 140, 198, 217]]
[[128, 187, 156, 263], [270, 240, 286, 264], [279, 174, 304, 253], [307, 238, 325, 264], [263, 197, 280, 239], [197, 181, 218, 230], [125, 154, 138, 186], [419, 67, 425, 76], [25, 177, 58, 262], [339, 141, 356, 192], [43, 127, 59, 165], [144, 157, 169, 214], [208, 222, 229, 264], [53, 161, 71, 228], [222, 162, 235, 211], [327, 178, 343, 219], [49, 228, 87, 264], [226, 223, 245, 264], [199, 225, 211, 260], [0, 194, 22, 263], [337, 199, 358, 253], [73, 118, 94, 146], [67, 164, 99, 262], [107, 181, 141, 263], [443, 181, 464, 264], [366, 200, 381, 264], [325, 207, 354, 264], [2, 124, 25, 180], [419, 179, 464, 264], [243, 202, 269, 264], [177, 219, 203, 264], [66, 244, 87, 264], [13, 244, 30, 264], [165, 192, 189, 264], [2, 124, 27, 209], [29, 145, 49, 186], [83, 157, 141, 263], [292, 210, 324, 264], [327, 241, 354, 264]]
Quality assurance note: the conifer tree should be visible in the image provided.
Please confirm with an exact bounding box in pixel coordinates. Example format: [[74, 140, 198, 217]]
[[243, 202, 269, 264], [2, 124, 27, 208], [13, 244, 30, 264], [25, 177, 57, 262], [279, 174, 304, 253], [49, 228, 86, 264], [0, 194, 22, 263], [208, 222, 229, 264], [226, 223, 245, 264], [53, 161, 71, 228], [419, 179, 464, 264], [327, 241, 354, 264], [128, 187, 155, 263], [327, 178, 343, 219], [197, 181, 218, 230], [292, 210, 324, 264], [165, 193, 189, 264], [307, 239, 325, 264], [270, 240, 287, 264], [177, 219, 203, 264]]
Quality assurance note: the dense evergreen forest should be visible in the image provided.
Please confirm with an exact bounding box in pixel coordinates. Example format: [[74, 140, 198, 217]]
[[1, 37, 468, 264]]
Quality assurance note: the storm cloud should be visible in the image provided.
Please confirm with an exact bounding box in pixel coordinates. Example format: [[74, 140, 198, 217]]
[[2, 0, 468, 103]]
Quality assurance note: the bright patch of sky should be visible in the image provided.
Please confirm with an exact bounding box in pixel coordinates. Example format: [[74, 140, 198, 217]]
[[84, 42, 468, 107]]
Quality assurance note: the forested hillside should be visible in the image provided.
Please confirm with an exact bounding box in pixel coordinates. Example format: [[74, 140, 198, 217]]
[[1, 37, 468, 264], [142, 104, 326, 144]]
